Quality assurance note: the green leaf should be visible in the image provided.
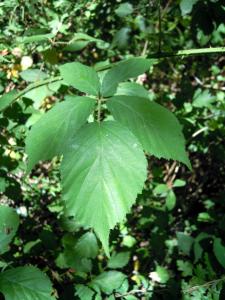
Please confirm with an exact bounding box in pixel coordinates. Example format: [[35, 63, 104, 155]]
[[20, 69, 48, 82], [165, 190, 176, 211], [0, 266, 55, 300], [176, 232, 194, 256], [177, 260, 193, 277], [194, 233, 210, 263], [101, 58, 152, 97], [60, 121, 147, 255], [75, 284, 95, 300], [91, 271, 126, 294], [74, 232, 99, 259], [0, 90, 17, 112], [59, 62, 100, 96], [16, 33, 55, 44], [213, 238, 225, 268], [0, 205, 19, 254], [116, 82, 150, 99], [112, 27, 131, 50], [115, 2, 133, 17], [107, 96, 191, 168], [180, 0, 198, 15], [107, 252, 130, 269], [155, 266, 170, 284], [193, 89, 216, 108], [25, 96, 95, 172]]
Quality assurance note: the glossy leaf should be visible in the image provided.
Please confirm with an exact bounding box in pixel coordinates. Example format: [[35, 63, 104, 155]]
[[101, 58, 152, 97], [59, 62, 100, 96], [0, 266, 55, 300], [60, 121, 147, 255], [26, 96, 95, 172], [107, 96, 191, 168], [116, 82, 150, 99], [0, 206, 19, 254]]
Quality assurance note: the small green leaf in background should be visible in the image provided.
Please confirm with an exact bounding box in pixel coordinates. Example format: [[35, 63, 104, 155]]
[[107, 96, 191, 168], [150, 266, 170, 284], [180, 0, 199, 16], [91, 271, 126, 294], [166, 190, 176, 211], [0, 266, 56, 300], [193, 89, 216, 108], [0, 90, 17, 112], [194, 233, 210, 263], [213, 238, 225, 268], [61, 121, 147, 256], [0, 205, 19, 254], [101, 58, 152, 97], [75, 284, 95, 300], [23, 81, 61, 109], [153, 184, 169, 195], [20, 69, 48, 82], [74, 232, 99, 259], [177, 260, 193, 277], [115, 2, 133, 17], [176, 232, 194, 256], [107, 252, 130, 269], [59, 62, 100, 96], [173, 179, 186, 188], [112, 27, 131, 49], [25, 96, 95, 172]]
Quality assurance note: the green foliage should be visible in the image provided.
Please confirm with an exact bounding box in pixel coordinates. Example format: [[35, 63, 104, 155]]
[[0, 266, 55, 300], [0, 0, 225, 299], [0, 205, 19, 254]]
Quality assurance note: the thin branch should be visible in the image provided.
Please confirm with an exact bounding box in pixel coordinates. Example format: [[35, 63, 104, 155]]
[[148, 47, 225, 59], [158, 0, 162, 53], [1, 76, 62, 112]]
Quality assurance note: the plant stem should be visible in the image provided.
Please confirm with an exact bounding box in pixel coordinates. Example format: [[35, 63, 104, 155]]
[[97, 97, 102, 123], [148, 47, 225, 59], [15, 76, 62, 101], [158, 0, 162, 53]]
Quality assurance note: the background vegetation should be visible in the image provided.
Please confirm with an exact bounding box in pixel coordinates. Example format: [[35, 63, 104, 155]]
[[0, 0, 225, 299]]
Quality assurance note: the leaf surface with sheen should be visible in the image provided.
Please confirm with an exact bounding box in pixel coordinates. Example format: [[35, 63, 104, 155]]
[[107, 96, 191, 168], [60, 121, 147, 255], [101, 58, 152, 97], [26, 96, 95, 171], [59, 62, 100, 96]]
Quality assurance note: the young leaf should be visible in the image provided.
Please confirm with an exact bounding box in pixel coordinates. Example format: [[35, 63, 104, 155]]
[[60, 121, 147, 256], [75, 284, 95, 300], [107, 96, 191, 168], [0, 266, 56, 300], [91, 271, 126, 294], [107, 252, 130, 269], [59, 62, 100, 96], [0, 206, 19, 254], [25, 96, 95, 172], [101, 58, 152, 97]]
